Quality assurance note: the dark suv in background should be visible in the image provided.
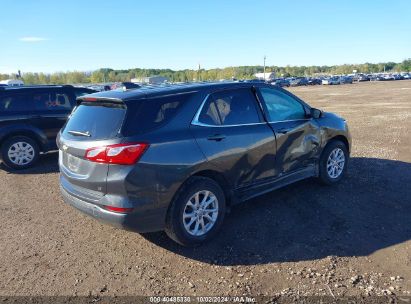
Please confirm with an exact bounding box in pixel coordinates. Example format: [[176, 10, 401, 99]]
[[290, 77, 309, 86], [0, 85, 96, 169], [58, 82, 351, 246]]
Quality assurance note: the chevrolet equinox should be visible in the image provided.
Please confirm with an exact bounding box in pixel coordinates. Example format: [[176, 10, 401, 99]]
[[58, 82, 351, 246]]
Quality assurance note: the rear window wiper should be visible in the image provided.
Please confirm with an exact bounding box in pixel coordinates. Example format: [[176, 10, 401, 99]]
[[68, 130, 91, 137]]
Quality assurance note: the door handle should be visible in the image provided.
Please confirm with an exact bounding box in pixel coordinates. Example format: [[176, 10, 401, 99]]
[[207, 134, 226, 141]]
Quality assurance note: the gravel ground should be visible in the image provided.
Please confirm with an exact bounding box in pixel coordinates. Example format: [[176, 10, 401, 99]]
[[0, 81, 410, 298]]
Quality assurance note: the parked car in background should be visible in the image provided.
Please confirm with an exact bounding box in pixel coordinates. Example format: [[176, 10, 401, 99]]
[[370, 74, 384, 81], [271, 78, 290, 87], [58, 82, 351, 246], [322, 76, 341, 85], [88, 84, 112, 92], [0, 79, 24, 87], [393, 74, 404, 80], [290, 77, 308, 86], [0, 85, 97, 169], [246, 79, 267, 83], [354, 74, 370, 82], [110, 82, 141, 90], [382, 74, 395, 81], [340, 76, 353, 84], [308, 78, 322, 85]]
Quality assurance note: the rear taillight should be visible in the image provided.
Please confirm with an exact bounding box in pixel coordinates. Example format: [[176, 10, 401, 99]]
[[103, 206, 134, 213], [85, 143, 149, 165]]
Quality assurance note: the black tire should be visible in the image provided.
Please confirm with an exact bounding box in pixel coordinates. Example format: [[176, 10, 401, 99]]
[[1, 136, 40, 170], [318, 140, 348, 185], [165, 176, 226, 247]]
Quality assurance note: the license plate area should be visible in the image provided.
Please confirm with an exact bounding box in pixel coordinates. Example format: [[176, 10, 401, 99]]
[[67, 153, 81, 173]]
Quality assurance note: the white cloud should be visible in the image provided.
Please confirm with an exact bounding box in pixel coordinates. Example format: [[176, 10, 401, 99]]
[[19, 36, 48, 42]]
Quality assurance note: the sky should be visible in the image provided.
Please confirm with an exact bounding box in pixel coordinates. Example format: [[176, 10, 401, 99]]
[[0, 0, 410, 73]]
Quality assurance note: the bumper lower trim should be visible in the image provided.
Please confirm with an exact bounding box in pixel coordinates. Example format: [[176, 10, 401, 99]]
[[60, 185, 166, 233]]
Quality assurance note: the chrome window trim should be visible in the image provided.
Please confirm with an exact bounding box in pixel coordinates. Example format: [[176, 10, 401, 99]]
[[191, 93, 211, 125], [191, 93, 266, 128], [191, 93, 313, 128], [192, 121, 268, 128]]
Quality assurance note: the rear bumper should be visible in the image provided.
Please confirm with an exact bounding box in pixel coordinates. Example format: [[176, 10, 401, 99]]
[[60, 184, 166, 233]]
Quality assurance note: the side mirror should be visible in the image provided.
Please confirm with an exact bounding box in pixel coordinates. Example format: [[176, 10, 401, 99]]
[[311, 108, 322, 119]]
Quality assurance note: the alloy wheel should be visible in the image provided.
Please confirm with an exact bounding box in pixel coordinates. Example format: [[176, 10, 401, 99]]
[[326, 147, 345, 179], [182, 190, 219, 236]]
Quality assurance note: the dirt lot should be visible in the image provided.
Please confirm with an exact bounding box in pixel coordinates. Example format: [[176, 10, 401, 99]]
[[0, 81, 410, 298]]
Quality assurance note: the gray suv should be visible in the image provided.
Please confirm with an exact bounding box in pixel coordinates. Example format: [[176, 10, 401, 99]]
[[58, 82, 351, 246]]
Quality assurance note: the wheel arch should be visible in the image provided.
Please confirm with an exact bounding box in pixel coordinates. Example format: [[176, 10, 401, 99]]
[[164, 169, 230, 246], [328, 135, 350, 154], [318, 135, 350, 169], [0, 130, 46, 152], [191, 169, 235, 205], [167, 168, 236, 217]]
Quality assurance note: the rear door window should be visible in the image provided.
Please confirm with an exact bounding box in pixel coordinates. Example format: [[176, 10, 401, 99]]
[[0, 93, 35, 113], [32, 91, 72, 111], [197, 88, 260, 126], [62, 102, 126, 140], [122, 93, 193, 136], [198, 98, 222, 125]]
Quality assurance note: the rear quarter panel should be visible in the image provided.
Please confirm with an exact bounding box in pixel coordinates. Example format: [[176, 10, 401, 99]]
[[106, 128, 209, 229], [105, 90, 209, 223]]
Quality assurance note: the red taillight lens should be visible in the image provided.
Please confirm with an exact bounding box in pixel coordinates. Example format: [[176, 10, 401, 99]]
[[103, 206, 134, 213], [85, 146, 106, 162], [85, 143, 149, 165]]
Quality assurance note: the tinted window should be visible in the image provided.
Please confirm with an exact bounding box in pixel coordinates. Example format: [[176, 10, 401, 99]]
[[0, 94, 35, 112], [62, 102, 126, 140], [259, 88, 306, 122], [122, 93, 192, 136], [198, 98, 221, 125], [198, 88, 260, 126], [32, 92, 72, 111]]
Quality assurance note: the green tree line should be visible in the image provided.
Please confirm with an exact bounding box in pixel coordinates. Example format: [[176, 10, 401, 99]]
[[1, 59, 410, 85]]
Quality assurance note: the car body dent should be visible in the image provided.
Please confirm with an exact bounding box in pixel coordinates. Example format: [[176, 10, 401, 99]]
[[58, 82, 351, 234], [269, 119, 321, 173], [317, 112, 351, 153], [190, 123, 277, 189]]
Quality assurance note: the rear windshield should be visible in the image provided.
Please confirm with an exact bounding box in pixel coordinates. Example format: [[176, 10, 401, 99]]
[[122, 93, 193, 136], [62, 102, 126, 140]]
